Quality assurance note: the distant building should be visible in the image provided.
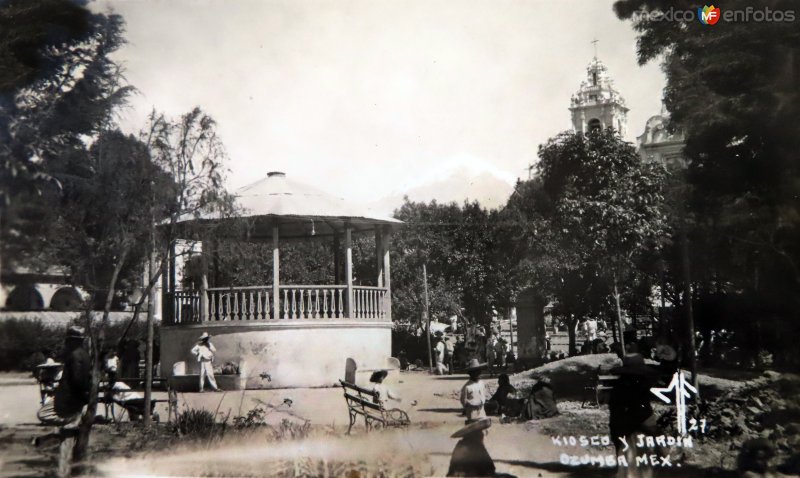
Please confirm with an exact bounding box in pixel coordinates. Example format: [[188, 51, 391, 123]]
[[637, 106, 687, 169], [0, 267, 86, 311], [566, 54, 686, 166], [569, 56, 629, 137]]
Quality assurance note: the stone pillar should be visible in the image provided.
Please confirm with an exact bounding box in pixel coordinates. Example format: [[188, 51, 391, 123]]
[[345, 226, 353, 318], [382, 227, 392, 320], [199, 241, 209, 321], [515, 288, 547, 365], [272, 225, 280, 320], [375, 226, 384, 287], [333, 231, 341, 285]]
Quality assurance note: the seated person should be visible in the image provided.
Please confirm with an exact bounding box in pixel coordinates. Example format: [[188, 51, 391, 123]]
[[370, 370, 416, 411], [370, 370, 399, 405], [525, 377, 559, 419], [109, 381, 152, 421], [101, 354, 150, 421], [484, 374, 524, 418]]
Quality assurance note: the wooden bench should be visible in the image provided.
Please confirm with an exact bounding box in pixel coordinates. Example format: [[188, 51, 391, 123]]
[[99, 377, 178, 423], [581, 367, 618, 408], [339, 380, 410, 434]]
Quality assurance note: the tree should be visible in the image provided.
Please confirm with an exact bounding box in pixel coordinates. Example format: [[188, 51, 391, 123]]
[[615, 0, 800, 366], [43, 130, 169, 474], [514, 129, 666, 354], [139, 107, 233, 425], [1, 1, 133, 272], [391, 199, 506, 330], [0, 3, 138, 471]]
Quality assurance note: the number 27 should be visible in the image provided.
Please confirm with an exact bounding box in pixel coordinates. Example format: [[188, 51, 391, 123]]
[[688, 418, 707, 433]]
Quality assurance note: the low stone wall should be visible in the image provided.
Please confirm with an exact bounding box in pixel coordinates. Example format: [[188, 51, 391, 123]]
[[161, 320, 392, 389]]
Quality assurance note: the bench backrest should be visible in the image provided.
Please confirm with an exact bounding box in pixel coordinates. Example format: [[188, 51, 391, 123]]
[[339, 380, 381, 408], [343, 391, 383, 413]]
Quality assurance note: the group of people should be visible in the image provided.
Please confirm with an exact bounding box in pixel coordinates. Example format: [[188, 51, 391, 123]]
[[450, 356, 558, 476], [459, 359, 559, 423], [36, 326, 159, 426], [432, 329, 515, 376]]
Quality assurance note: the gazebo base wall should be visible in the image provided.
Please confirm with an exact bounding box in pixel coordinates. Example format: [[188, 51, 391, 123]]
[[160, 321, 392, 389]]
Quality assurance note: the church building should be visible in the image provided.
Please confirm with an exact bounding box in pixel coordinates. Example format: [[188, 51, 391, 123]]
[[568, 53, 686, 168]]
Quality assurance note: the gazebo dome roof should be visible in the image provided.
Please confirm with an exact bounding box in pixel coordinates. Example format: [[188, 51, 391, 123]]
[[177, 171, 401, 239], [235, 172, 399, 223]]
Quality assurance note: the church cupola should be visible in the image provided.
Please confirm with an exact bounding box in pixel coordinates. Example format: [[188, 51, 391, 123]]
[[569, 56, 629, 137]]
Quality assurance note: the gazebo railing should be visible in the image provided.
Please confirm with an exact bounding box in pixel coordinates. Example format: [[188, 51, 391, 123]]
[[165, 284, 389, 324], [353, 286, 388, 319], [279, 285, 346, 319]]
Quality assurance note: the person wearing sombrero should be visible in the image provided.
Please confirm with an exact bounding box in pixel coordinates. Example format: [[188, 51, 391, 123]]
[[608, 353, 660, 476], [39, 326, 91, 427], [460, 359, 488, 422], [369, 370, 401, 406], [191, 332, 221, 392], [447, 417, 496, 477]]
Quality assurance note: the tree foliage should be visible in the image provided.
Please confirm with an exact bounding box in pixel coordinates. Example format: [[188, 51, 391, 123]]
[[391, 199, 509, 328], [616, 0, 800, 366], [1, 0, 133, 271], [508, 129, 666, 353]]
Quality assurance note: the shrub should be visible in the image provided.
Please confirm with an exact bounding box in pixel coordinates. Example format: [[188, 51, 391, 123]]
[[0, 315, 161, 371], [232, 406, 267, 429], [0, 319, 66, 371], [175, 408, 222, 439]]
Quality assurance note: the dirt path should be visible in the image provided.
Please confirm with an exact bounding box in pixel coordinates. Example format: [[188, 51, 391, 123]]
[[0, 371, 736, 477]]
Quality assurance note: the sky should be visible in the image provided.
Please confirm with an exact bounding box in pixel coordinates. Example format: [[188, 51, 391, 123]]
[[92, 0, 667, 205]]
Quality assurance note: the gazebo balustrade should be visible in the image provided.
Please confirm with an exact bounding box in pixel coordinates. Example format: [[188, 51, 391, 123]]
[[165, 283, 389, 324]]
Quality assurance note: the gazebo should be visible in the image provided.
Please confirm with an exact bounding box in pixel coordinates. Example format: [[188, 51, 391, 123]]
[[159, 171, 402, 389]]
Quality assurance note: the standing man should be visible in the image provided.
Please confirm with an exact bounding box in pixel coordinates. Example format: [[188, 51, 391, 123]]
[[50, 326, 91, 427], [494, 337, 507, 370], [444, 336, 455, 375], [459, 359, 488, 422], [191, 332, 221, 392], [434, 331, 447, 375], [485, 332, 497, 374]]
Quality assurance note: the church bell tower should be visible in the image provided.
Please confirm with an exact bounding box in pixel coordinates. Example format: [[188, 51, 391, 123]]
[[569, 56, 629, 136]]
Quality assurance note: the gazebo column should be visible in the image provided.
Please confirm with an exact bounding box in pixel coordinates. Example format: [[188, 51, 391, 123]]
[[199, 241, 209, 321], [273, 225, 280, 320], [345, 226, 353, 318], [382, 226, 392, 320], [160, 241, 169, 323], [333, 231, 341, 285], [168, 241, 176, 322], [375, 227, 384, 287]]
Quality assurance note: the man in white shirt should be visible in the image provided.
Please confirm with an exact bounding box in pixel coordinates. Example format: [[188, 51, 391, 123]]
[[191, 332, 221, 392], [434, 332, 447, 375], [460, 359, 488, 422]]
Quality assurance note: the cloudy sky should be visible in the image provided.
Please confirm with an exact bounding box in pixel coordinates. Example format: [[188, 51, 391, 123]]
[[92, 0, 666, 206]]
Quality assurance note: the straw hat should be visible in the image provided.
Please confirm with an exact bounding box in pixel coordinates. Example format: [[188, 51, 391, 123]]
[[464, 358, 488, 372], [451, 417, 492, 438], [198, 332, 210, 342], [369, 370, 389, 383]]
